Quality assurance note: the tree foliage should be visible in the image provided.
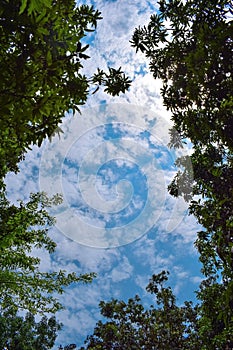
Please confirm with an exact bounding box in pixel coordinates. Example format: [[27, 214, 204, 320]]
[[79, 272, 200, 350], [131, 1, 233, 347], [79, 272, 233, 349], [0, 308, 62, 350], [0, 0, 131, 182], [0, 0, 132, 316], [131, 0, 233, 273], [0, 0, 131, 344], [0, 0, 129, 341], [0, 191, 95, 314]]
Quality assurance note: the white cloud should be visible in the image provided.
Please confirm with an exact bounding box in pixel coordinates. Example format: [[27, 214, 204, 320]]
[[110, 256, 134, 282]]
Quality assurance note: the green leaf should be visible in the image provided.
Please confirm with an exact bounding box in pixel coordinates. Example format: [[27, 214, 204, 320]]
[[19, 0, 28, 15]]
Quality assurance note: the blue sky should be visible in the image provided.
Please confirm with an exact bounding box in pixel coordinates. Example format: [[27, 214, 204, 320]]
[[5, 0, 203, 347]]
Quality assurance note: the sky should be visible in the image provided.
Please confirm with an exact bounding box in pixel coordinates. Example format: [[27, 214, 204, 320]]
[[5, 0, 203, 347]]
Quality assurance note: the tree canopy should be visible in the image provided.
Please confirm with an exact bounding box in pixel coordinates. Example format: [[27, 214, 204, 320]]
[[0, 307, 62, 350], [0, 0, 131, 345], [1, 0, 233, 347], [79, 272, 201, 350], [130, 0, 233, 347], [0, 0, 131, 183], [0, 191, 95, 315], [131, 0, 233, 273], [79, 272, 233, 349], [0, 0, 134, 316]]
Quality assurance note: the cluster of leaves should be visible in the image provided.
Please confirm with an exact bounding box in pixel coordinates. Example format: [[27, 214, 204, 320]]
[[0, 308, 62, 350], [0, 0, 131, 346], [130, 0, 233, 348], [0, 191, 96, 315], [79, 273, 233, 349], [0, 0, 131, 180], [132, 0, 233, 272], [79, 272, 201, 350]]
